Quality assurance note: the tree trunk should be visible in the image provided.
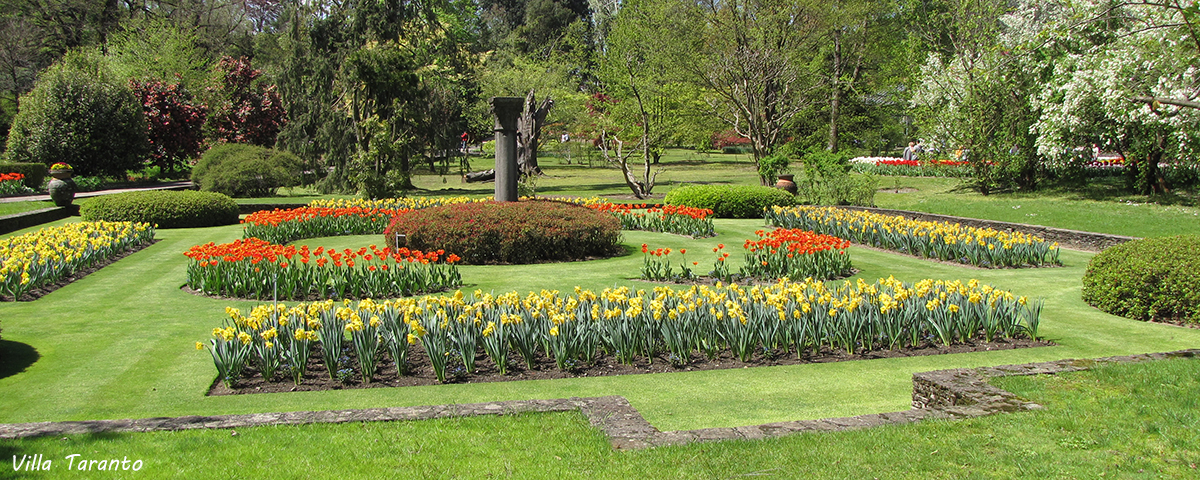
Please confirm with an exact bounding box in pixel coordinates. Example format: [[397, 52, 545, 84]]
[[828, 30, 841, 153], [517, 90, 553, 176]]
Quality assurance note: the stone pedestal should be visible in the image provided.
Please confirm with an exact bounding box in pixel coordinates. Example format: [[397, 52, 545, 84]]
[[491, 97, 524, 202]]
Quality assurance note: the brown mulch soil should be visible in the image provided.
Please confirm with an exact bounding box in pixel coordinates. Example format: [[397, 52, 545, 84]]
[[209, 337, 1054, 395], [0, 240, 158, 302]]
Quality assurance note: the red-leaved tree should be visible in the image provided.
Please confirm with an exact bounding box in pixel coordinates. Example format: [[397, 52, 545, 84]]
[[207, 57, 287, 146], [130, 79, 207, 172]]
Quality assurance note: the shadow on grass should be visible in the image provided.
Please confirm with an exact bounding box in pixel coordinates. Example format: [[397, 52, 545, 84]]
[[0, 340, 40, 380]]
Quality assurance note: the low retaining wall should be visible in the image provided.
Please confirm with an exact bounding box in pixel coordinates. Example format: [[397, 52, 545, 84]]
[[833, 206, 1137, 252], [0, 206, 76, 235], [2, 349, 1195, 449]]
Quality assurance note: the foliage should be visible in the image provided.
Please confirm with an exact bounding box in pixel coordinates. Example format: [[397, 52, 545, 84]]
[[1082, 236, 1200, 325], [850, 157, 971, 177], [130, 79, 208, 172], [580, 201, 716, 238], [3, 49, 148, 178], [665, 185, 795, 218], [200, 277, 1043, 385], [106, 16, 216, 94], [0, 163, 44, 189], [641, 229, 852, 283], [206, 57, 287, 147], [0, 221, 155, 301], [383, 200, 623, 264], [79, 190, 239, 229], [191, 143, 302, 197], [767, 205, 1061, 267], [184, 239, 462, 301]]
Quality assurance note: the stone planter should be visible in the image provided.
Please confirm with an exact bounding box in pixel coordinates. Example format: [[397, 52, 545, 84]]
[[775, 174, 798, 195], [47, 169, 76, 207]]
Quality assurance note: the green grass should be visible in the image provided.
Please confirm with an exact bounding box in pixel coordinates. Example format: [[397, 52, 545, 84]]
[[0, 200, 55, 217], [2, 156, 1199, 478], [875, 176, 1200, 238], [3, 357, 1196, 479]]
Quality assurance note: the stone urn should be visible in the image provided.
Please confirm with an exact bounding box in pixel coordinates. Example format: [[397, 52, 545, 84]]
[[775, 174, 798, 195], [47, 168, 76, 207]]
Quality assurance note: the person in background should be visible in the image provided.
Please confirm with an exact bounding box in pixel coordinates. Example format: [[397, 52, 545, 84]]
[[903, 141, 917, 161]]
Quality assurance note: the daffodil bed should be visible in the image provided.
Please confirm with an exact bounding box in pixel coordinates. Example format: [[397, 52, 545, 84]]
[[0, 221, 157, 301], [200, 277, 1046, 392], [766, 205, 1061, 268]]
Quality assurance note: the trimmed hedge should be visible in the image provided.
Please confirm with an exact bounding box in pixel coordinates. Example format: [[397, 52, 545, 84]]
[[80, 190, 239, 228], [384, 200, 622, 264], [665, 185, 795, 218], [1082, 235, 1200, 325], [191, 143, 302, 197], [0, 163, 47, 189]]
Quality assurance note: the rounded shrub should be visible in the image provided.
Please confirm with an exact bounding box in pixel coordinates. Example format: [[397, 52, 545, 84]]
[[665, 184, 795, 218], [384, 200, 622, 264], [191, 143, 302, 197], [1081, 235, 1200, 325], [80, 190, 239, 228], [4, 50, 148, 178]]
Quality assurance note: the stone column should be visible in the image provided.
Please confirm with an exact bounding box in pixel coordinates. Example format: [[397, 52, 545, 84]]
[[491, 97, 524, 202]]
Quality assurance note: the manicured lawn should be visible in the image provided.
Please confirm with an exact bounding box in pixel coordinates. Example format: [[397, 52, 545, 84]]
[[3, 356, 1196, 479], [875, 176, 1200, 238], [0, 200, 55, 217], [2, 156, 1199, 478]]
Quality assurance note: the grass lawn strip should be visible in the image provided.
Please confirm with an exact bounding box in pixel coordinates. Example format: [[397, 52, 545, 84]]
[[2, 354, 1197, 478]]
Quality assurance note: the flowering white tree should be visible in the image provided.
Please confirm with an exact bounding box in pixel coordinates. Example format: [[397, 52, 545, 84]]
[[1032, 1, 1200, 194]]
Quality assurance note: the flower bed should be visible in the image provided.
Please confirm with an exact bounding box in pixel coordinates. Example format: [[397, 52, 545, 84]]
[[183, 238, 461, 300], [200, 277, 1043, 387], [767, 206, 1060, 267], [641, 229, 852, 283], [242, 197, 480, 244], [586, 202, 715, 237], [1, 221, 156, 300], [0, 172, 33, 196], [850, 157, 971, 177]]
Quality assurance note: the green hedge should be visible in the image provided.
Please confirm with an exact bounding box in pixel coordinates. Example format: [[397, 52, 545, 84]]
[[80, 190, 239, 228], [191, 143, 302, 197], [1081, 235, 1200, 325], [0, 162, 47, 189], [664, 185, 795, 218], [384, 200, 622, 264]]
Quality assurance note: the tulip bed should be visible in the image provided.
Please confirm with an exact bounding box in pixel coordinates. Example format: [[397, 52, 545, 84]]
[[1, 221, 156, 300], [641, 229, 852, 283], [184, 239, 462, 300], [242, 197, 481, 244], [849, 157, 972, 177], [767, 206, 1061, 268], [201, 277, 1042, 387], [0, 172, 33, 196], [579, 201, 716, 238]]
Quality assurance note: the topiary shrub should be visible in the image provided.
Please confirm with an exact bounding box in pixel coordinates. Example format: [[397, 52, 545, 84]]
[[0, 162, 47, 189], [1082, 235, 1200, 325], [665, 185, 795, 218], [191, 143, 302, 197], [80, 190, 239, 228], [3, 50, 148, 178], [384, 200, 622, 264]]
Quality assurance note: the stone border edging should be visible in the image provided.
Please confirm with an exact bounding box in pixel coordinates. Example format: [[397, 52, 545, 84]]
[[2, 349, 1195, 448], [833, 206, 1138, 252], [0, 206, 76, 235]]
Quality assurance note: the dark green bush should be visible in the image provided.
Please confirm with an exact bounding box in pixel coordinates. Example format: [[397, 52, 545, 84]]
[[80, 190, 239, 228], [191, 143, 302, 197], [4, 50, 148, 178], [384, 200, 623, 264], [0, 162, 47, 188], [1082, 235, 1200, 325], [664, 185, 795, 218]]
